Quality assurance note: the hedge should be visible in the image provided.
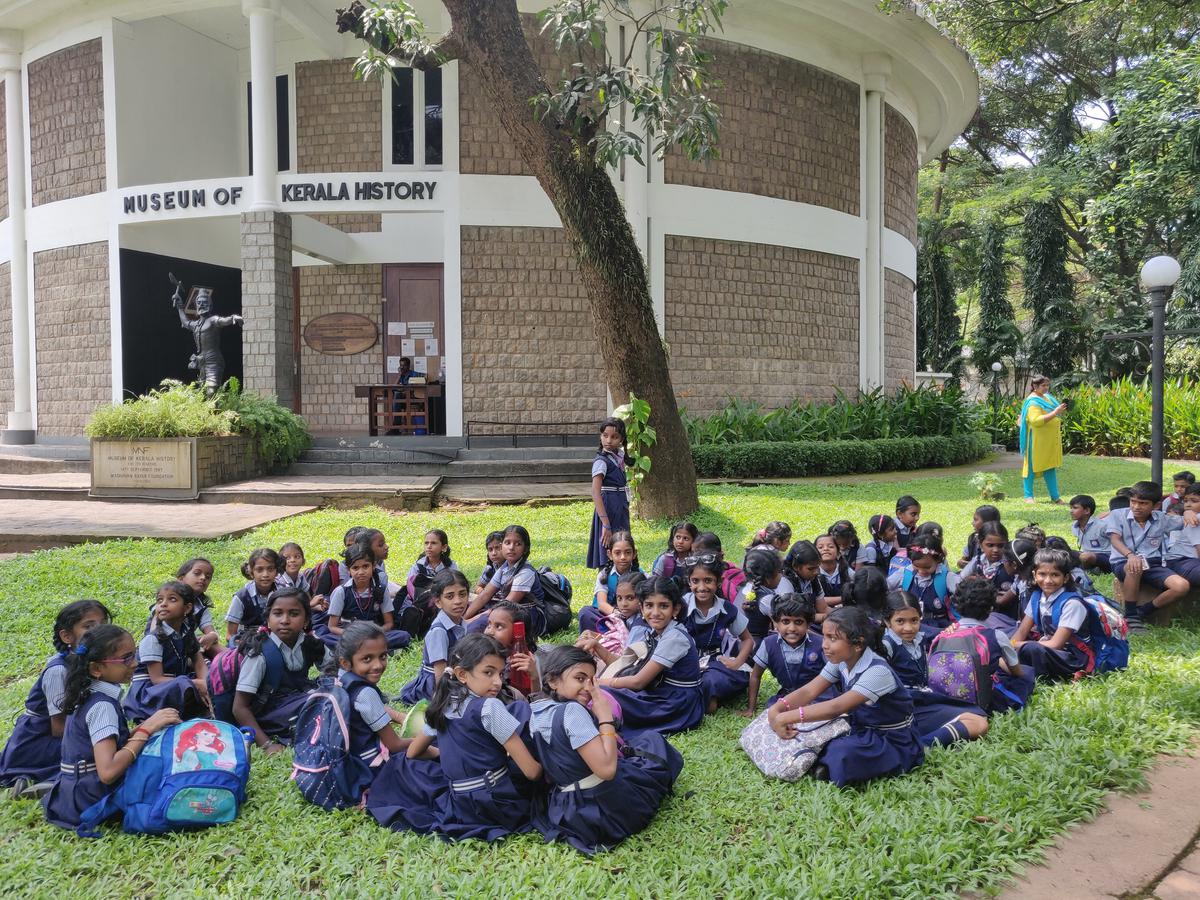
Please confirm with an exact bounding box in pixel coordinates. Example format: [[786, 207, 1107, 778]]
[[691, 432, 992, 479]]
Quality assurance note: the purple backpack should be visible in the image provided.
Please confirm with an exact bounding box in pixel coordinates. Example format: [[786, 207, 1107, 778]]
[[927, 625, 992, 709]]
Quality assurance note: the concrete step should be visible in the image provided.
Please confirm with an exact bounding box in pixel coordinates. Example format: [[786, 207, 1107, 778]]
[[287, 461, 448, 476], [455, 447, 594, 461], [0, 454, 90, 475], [298, 447, 456, 464]]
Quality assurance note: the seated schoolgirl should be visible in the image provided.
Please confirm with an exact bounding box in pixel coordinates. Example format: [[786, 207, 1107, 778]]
[[746, 521, 793, 555], [692, 532, 745, 602], [951, 578, 1034, 714], [474, 531, 506, 597], [958, 505, 1002, 570], [782, 540, 827, 620], [309, 622, 413, 809], [992, 538, 1038, 631], [959, 522, 1021, 622], [651, 521, 697, 591], [828, 521, 861, 572], [598, 577, 706, 735], [579, 572, 647, 666], [226, 548, 283, 645], [1044, 536, 1097, 595], [841, 567, 889, 630], [768, 606, 924, 787], [320, 542, 412, 652], [174, 557, 220, 656], [815, 534, 850, 603], [464, 525, 548, 638], [0, 600, 110, 797], [880, 592, 988, 750], [339, 527, 391, 585], [367, 634, 543, 841], [400, 570, 470, 706], [1012, 549, 1100, 681], [736, 547, 796, 646], [124, 581, 210, 723], [579, 530, 642, 633], [405, 529, 459, 628], [42, 625, 181, 831], [277, 543, 309, 592], [225, 588, 330, 754], [740, 594, 825, 717], [484, 600, 542, 700], [530, 646, 683, 856], [887, 537, 958, 633], [857, 514, 899, 573], [894, 495, 922, 548], [683, 559, 755, 713]]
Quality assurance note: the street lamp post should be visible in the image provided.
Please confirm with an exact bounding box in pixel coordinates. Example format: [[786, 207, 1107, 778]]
[[990, 361, 1003, 440], [1140, 255, 1182, 488]]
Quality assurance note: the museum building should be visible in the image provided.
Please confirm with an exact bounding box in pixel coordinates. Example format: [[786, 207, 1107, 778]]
[[0, 0, 976, 442]]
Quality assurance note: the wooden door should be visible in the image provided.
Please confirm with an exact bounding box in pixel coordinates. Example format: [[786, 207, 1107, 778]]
[[382, 264, 444, 384]]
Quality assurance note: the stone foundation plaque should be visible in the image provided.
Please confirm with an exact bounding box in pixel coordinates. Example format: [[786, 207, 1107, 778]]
[[304, 313, 378, 355], [91, 439, 198, 499]]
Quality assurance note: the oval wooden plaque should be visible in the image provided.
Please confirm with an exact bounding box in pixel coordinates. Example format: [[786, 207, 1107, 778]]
[[304, 313, 378, 356]]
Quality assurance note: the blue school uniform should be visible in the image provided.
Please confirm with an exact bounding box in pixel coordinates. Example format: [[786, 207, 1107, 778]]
[[752, 632, 825, 705], [400, 611, 465, 706], [43, 680, 129, 831], [0, 654, 67, 786], [651, 550, 689, 592], [607, 621, 705, 735], [817, 563, 849, 602], [316, 580, 411, 651], [232, 634, 327, 741], [683, 594, 751, 705], [737, 575, 800, 644], [857, 538, 898, 573], [587, 449, 631, 569], [889, 566, 959, 632], [529, 698, 683, 856], [320, 670, 390, 806], [579, 565, 642, 633], [225, 582, 272, 642], [123, 624, 200, 722], [815, 649, 924, 786], [1017, 589, 1095, 681], [368, 694, 537, 841], [881, 630, 986, 747], [466, 560, 548, 639], [953, 617, 1035, 714]]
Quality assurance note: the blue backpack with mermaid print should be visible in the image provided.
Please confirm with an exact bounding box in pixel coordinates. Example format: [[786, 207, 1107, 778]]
[[76, 718, 252, 837]]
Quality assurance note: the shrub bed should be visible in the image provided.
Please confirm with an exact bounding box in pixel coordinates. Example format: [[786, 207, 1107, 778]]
[[692, 432, 992, 478]]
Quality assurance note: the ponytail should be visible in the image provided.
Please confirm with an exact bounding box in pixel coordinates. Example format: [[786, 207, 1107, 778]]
[[61, 624, 130, 715]]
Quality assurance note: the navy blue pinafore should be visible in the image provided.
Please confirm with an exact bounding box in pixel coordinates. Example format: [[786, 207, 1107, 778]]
[[587, 450, 631, 569], [607, 624, 706, 735], [684, 598, 750, 705], [0, 654, 67, 785], [123, 630, 199, 723], [399, 617, 464, 706], [43, 690, 129, 831], [760, 633, 826, 705]]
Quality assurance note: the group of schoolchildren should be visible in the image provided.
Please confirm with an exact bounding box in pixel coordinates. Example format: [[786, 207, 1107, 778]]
[[0, 409, 1192, 849]]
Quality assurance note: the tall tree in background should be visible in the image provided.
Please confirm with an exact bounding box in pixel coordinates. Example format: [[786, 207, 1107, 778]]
[[916, 225, 961, 374], [336, 1, 732, 518], [973, 219, 1018, 371], [1022, 199, 1082, 376]]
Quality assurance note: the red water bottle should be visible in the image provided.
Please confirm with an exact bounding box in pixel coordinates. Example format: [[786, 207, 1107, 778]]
[[508, 621, 532, 695]]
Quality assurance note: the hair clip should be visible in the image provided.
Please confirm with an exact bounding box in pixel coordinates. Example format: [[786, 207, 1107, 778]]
[[74, 644, 89, 655]]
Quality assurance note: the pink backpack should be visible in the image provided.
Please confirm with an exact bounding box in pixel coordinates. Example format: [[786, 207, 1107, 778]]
[[597, 613, 630, 657]]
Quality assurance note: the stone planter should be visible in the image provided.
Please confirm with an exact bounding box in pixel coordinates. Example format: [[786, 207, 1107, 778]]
[[89, 435, 266, 500]]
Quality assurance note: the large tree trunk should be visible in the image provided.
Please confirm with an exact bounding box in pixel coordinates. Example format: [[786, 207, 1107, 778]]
[[443, 0, 698, 518]]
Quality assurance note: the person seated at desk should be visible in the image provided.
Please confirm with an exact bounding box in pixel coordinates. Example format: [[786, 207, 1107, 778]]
[[389, 356, 427, 435]]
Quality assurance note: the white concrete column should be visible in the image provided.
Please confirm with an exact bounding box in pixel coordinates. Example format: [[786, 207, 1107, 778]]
[[0, 31, 32, 443], [860, 54, 890, 392], [244, 0, 280, 211]]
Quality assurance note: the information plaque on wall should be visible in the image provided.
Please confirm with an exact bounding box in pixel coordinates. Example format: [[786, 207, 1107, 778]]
[[303, 313, 379, 355]]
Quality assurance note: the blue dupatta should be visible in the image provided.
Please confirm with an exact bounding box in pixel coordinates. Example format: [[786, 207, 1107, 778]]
[[1018, 392, 1059, 467]]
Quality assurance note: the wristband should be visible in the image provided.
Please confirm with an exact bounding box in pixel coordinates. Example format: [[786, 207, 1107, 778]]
[[596, 720, 615, 728], [797, 705, 806, 724], [778, 696, 791, 711], [133, 726, 152, 740]]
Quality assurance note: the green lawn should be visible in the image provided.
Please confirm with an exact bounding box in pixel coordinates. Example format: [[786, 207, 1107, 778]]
[[1, 454, 1198, 898]]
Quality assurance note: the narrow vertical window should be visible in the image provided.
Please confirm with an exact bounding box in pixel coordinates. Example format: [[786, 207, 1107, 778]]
[[424, 67, 443, 166], [276, 74, 290, 172], [391, 69, 415, 165]]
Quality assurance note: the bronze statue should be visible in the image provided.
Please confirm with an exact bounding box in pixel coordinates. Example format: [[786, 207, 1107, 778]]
[[170, 272, 243, 393]]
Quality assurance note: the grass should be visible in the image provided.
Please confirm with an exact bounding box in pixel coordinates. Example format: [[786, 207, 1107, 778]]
[[1, 454, 1198, 898]]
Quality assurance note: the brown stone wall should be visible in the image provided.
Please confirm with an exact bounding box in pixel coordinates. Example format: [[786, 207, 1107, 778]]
[[297, 264, 381, 432], [885, 105, 918, 244], [196, 434, 265, 487], [33, 243, 110, 435], [665, 40, 860, 214], [664, 236, 859, 415], [460, 225, 606, 424], [29, 39, 106, 206], [295, 58, 381, 233], [0, 90, 7, 220], [885, 269, 915, 390], [0, 262, 10, 417], [240, 212, 295, 408]]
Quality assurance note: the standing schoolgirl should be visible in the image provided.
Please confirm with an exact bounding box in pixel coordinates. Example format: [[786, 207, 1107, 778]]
[[737, 547, 797, 646], [42, 625, 181, 831], [579, 530, 641, 633], [683, 559, 754, 713], [226, 548, 282, 644], [226, 588, 330, 754], [599, 577, 706, 735], [815, 534, 851, 603], [857, 515, 899, 573], [0, 600, 110, 795], [321, 543, 411, 652], [1012, 549, 1099, 681], [887, 538, 959, 633], [894, 496, 922, 548], [174, 557, 220, 655], [464, 525, 548, 638], [124, 582, 210, 722], [531, 646, 683, 855], [368, 634, 543, 841], [768, 607, 924, 787], [741, 594, 825, 716], [588, 416, 632, 570], [400, 570, 470, 705], [651, 521, 697, 591], [880, 592, 988, 749]]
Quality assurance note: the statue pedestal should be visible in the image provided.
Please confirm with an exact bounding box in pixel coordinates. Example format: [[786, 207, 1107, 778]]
[[90, 435, 265, 499]]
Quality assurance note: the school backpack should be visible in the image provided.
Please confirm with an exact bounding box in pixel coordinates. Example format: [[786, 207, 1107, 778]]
[[1080, 593, 1131, 673], [206, 641, 285, 722], [76, 718, 251, 837], [304, 558, 342, 600], [721, 564, 746, 604], [927, 624, 992, 709], [290, 677, 375, 811], [536, 566, 573, 634]]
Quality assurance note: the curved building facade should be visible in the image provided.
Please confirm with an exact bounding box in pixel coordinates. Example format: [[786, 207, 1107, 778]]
[[0, 0, 976, 440]]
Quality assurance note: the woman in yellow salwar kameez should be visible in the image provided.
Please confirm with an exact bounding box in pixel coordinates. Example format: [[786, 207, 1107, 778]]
[[1018, 375, 1067, 504]]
